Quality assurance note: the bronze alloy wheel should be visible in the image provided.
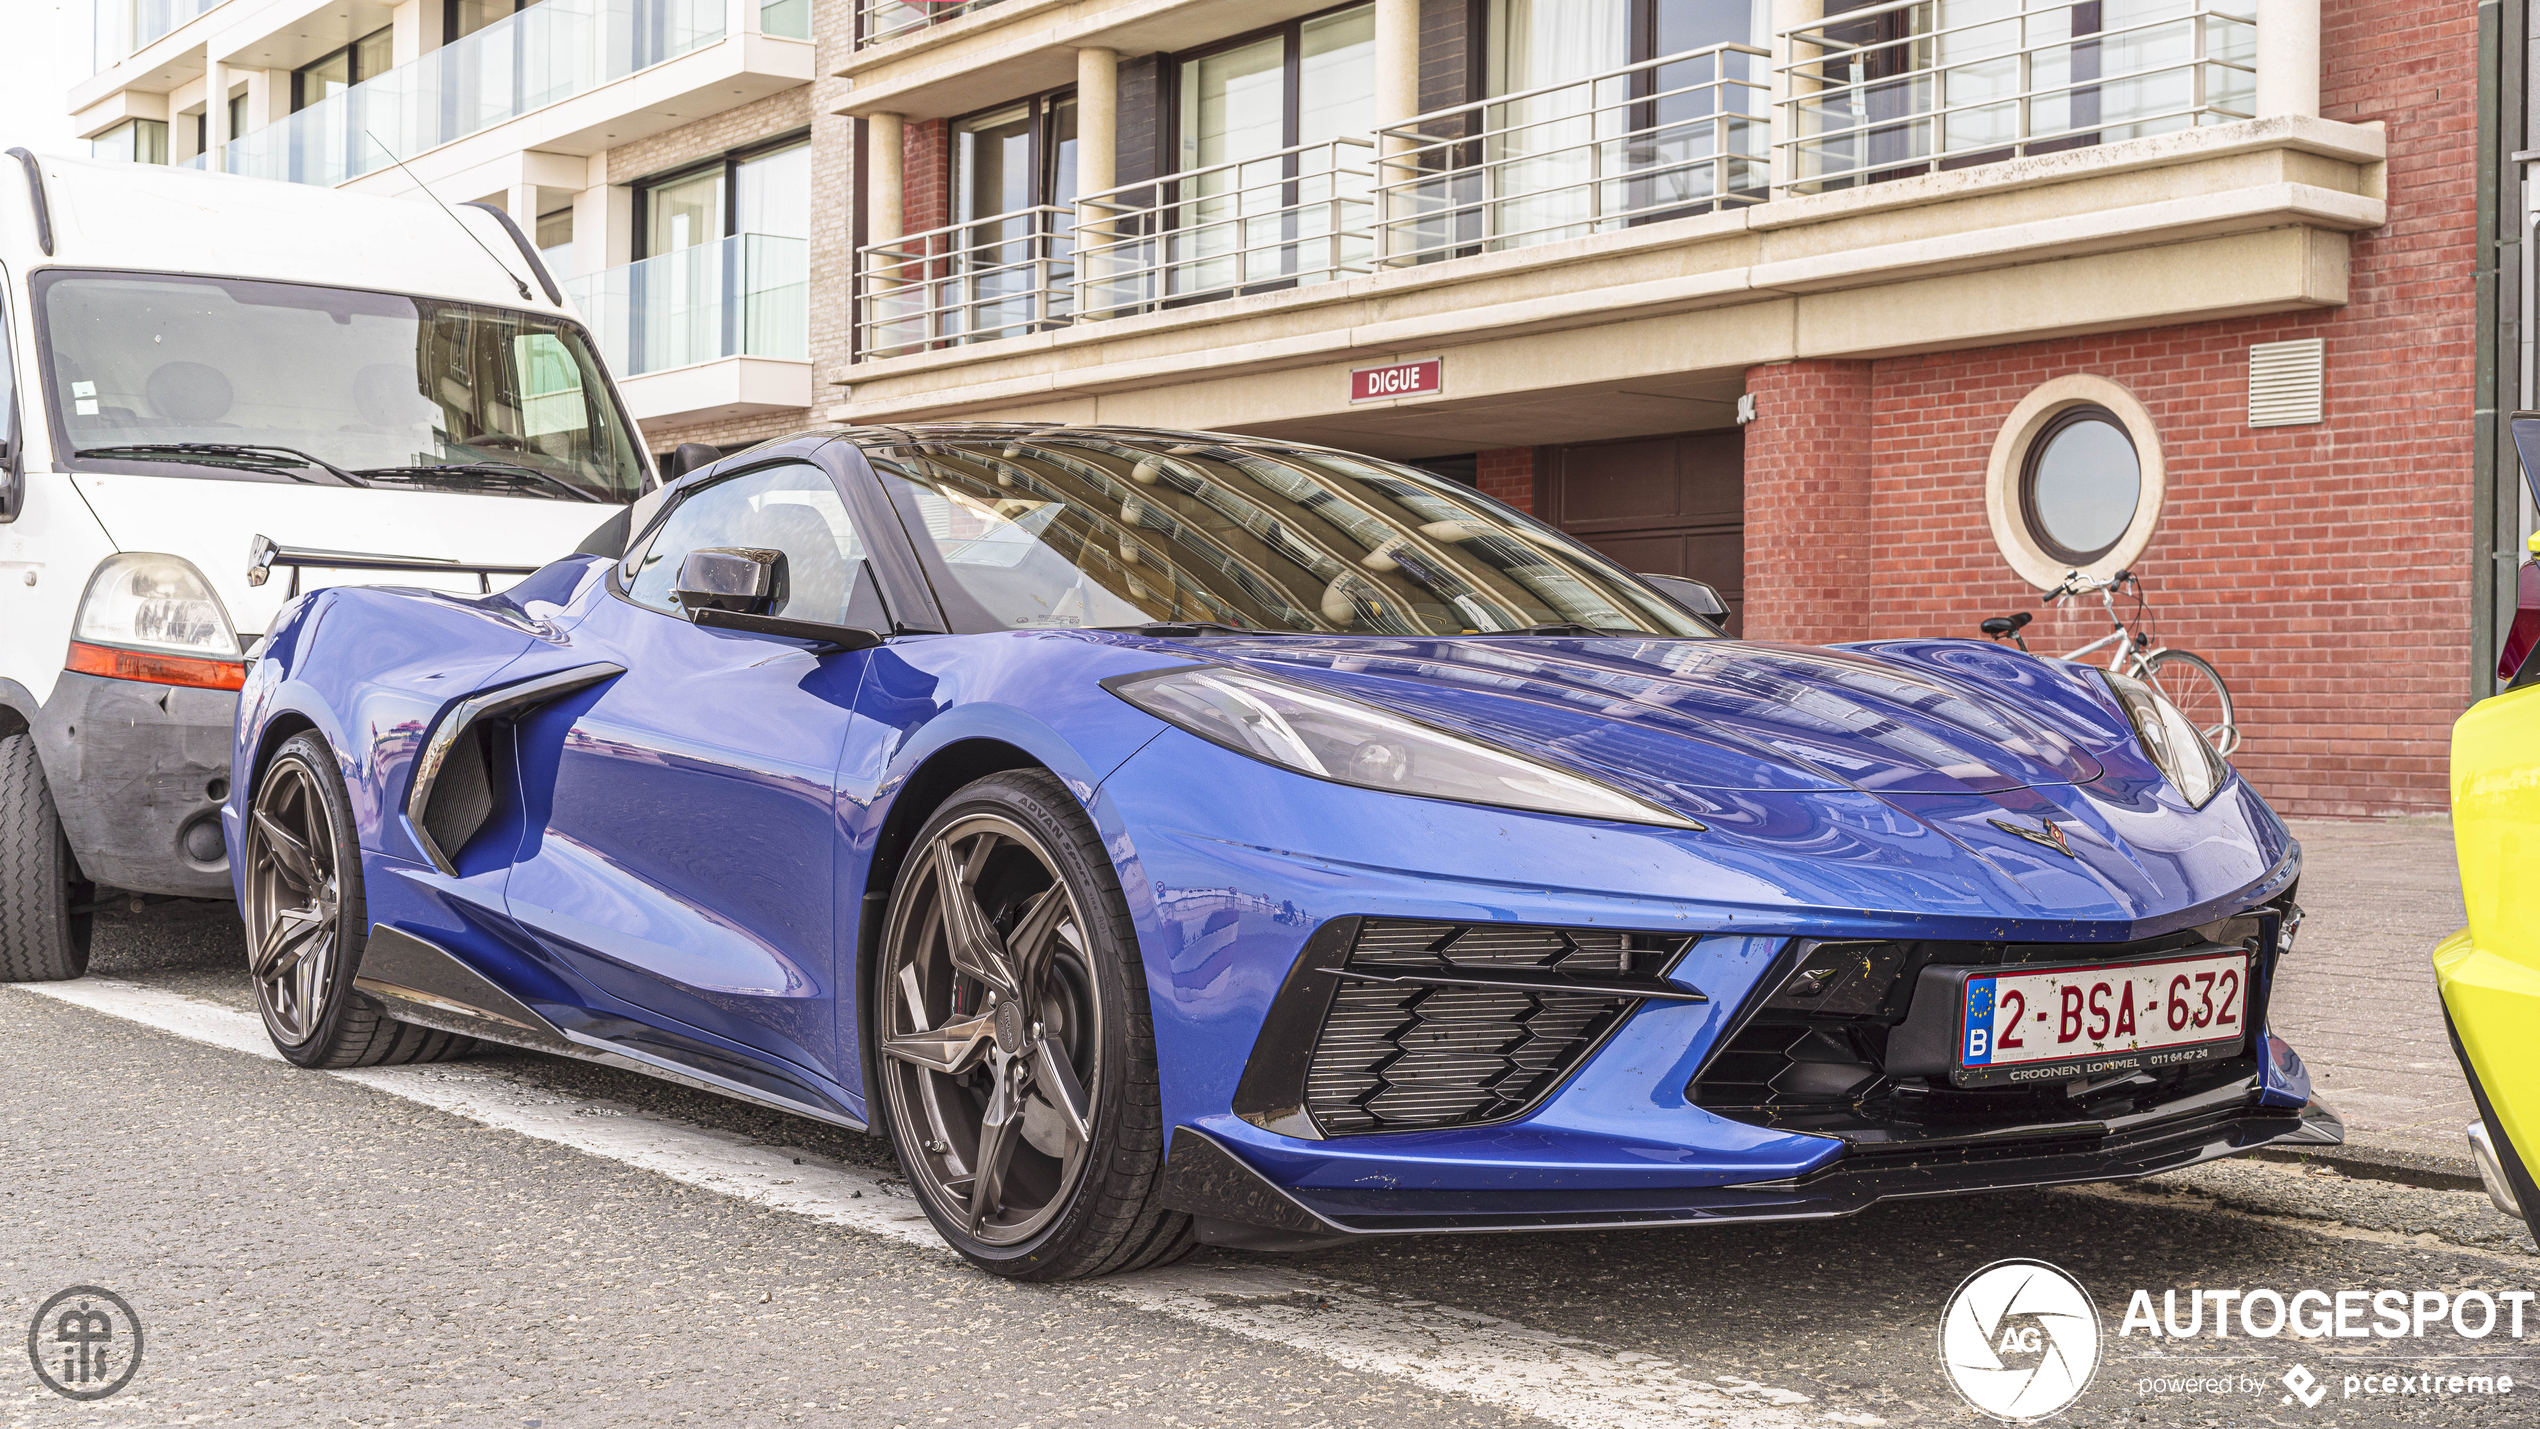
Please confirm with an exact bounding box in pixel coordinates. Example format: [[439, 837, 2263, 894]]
[[877, 809, 1105, 1251], [245, 750, 344, 1048]]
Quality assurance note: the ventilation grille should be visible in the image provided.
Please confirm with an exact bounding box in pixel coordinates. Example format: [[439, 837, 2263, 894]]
[[420, 725, 496, 863], [2248, 339, 2325, 427], [1301, 921, 1683, 1135]]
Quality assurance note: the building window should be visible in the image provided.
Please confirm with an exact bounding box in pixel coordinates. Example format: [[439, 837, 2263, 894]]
[[1176, 6, 1375, 177], [1984, 376, 2166, 589], [91, 119, 168, 165], [638, 137, 811, 258], [537, 207, 575, 277], [292, 26, 393, 111], [449, 0, 546, 41], [2017, 406, 2140, 565], [955, 92, 1078, 228]]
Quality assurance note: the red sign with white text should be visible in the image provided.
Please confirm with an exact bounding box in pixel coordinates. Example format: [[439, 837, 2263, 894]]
[[1351, 359, 1443, 403]]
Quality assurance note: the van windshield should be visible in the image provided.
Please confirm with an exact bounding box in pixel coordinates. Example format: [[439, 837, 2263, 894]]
[[34, 271, 645, 503]]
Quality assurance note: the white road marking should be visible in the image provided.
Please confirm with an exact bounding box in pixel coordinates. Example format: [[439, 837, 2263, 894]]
[[15, 977, 1882, 1428]]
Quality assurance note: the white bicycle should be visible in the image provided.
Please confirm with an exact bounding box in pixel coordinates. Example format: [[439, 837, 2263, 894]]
[[1981, 568, 2239, 758]]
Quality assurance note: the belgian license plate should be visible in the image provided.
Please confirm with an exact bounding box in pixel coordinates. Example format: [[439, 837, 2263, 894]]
[[1954, 950, 2250, 1088]]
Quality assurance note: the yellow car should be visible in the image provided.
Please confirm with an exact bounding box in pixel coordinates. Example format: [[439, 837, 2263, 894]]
[[2439, 417, 2540, 1226]]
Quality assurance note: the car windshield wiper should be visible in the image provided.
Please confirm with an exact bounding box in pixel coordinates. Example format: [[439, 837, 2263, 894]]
[[351, 461, 605, 503], [78, 442, 367, 487]]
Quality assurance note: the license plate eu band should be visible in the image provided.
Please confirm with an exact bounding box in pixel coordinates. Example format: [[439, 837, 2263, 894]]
[[1954, 949, 2250, 1089]]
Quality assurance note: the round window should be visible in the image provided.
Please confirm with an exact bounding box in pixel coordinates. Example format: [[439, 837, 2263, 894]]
[[2017, 406, 2142, 565]]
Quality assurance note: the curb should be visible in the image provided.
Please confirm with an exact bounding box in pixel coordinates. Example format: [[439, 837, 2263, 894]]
[[2248, 1138, 2485, 1195]]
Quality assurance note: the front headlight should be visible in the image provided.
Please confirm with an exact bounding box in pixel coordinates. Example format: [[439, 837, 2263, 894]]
[[68, 553, 244, 690], [2102, 668, 2226, 808], [1104, 664, 1702, 829]]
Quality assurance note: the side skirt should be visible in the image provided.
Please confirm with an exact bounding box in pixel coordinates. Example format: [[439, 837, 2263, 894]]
[[354, 923, 868, 1134]]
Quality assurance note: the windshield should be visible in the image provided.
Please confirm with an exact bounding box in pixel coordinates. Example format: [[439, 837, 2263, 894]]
[[34, 271, 645, 503], [864, 433, 1714, 638]]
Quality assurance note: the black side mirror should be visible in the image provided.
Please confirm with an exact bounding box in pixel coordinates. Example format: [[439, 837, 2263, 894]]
[[662, 442, 722, 481], [1639, 573, 1730, 628], [674, 546, 781, 614], [673, 545, 886, 654]]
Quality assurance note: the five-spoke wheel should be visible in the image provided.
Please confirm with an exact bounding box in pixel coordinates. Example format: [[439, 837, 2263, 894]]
[[875, 771, 1190, 1278]]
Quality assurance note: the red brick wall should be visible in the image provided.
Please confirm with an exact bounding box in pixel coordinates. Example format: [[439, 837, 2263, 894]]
[[903, 118, 950, 236], [1479, 447, 1536, 513], [1743, 360, 1875, 646], [1738, 0, 2478, 819]]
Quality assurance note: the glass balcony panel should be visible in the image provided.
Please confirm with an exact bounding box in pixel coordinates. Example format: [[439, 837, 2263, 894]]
[[210, 0, 728, 186], [563, 234, 811, 378]]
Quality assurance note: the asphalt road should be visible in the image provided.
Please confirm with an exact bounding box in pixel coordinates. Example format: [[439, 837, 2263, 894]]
[[6, 906, 2540, 1428]]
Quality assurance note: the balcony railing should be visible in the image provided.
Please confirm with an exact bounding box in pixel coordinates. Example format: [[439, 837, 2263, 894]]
[[564, 233, 809, 377], [858, 0, 1005, 48], [858, 206, 1074, 358], [850, 3, 2278, 359], [204, 0, 723, 187], [1077, 137, 1377, 321], [1373, 42, 1769, 263], [94, 0, 220, 75], [1778, 0, 2256, 194]]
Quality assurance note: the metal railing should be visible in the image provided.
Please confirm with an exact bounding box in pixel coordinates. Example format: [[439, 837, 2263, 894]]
[[1076, 136, 1376, 322], [857, 206, 1075, 358], [858, 0, 1004, 48], [1778, 0, 2256, 194], [1374, 43, 1770, 263], [94, 0, 220, 74], [563, 233, 809, 377], [207, 0, 723, 186]]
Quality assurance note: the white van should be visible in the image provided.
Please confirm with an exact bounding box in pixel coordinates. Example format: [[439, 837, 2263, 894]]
[[0, 151, 658, 981]]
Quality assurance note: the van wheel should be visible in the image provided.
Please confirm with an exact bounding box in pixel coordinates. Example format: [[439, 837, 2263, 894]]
[[0, 732, 94, 982]]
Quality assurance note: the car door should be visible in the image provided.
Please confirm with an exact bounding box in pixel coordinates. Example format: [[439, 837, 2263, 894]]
[[503, 456, 889, 1115]]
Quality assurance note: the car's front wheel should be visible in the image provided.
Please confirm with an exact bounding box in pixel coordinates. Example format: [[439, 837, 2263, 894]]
[[0, 731, 93, 982], [874, 769, 1191, 1280], [245, 731, 473, 1068]]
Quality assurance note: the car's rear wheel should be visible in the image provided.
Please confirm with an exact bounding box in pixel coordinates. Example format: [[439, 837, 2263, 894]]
[[874, 769, 1192, 1280], [0, 731, 93, 982], [246, 732, 473, 1068]]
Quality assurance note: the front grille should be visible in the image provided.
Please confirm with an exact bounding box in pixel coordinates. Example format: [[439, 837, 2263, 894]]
[[1302, 921, 1687, 1135], [1688, 903, 2294, 1146]]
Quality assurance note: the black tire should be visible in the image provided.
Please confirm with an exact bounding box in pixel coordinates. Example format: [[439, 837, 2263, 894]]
[[2139, 649, 2237, 758], [873, 769, 1193, 1280], [245, 732, 475, 1069], [0, 731, 93, 981]]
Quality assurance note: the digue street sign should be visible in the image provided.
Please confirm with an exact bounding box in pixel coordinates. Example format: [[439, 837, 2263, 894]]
[[1350, 358, 1443, 403]]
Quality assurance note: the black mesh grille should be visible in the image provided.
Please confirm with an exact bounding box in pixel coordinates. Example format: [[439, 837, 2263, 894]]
[[421, 726, 496, 862], [1301, 921, 1681, 1135]]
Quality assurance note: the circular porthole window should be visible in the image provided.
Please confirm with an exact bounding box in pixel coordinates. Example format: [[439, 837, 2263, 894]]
[[2019, 406, 2141, 565], [1984, 377, 2166, 590]]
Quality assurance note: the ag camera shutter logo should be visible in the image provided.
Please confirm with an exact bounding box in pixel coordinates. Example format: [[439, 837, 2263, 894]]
[[1939, 1259, 2102, 1421]]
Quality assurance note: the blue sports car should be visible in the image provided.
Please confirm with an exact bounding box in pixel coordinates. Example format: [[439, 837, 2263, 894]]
[[227, 424, 2340, 1279]]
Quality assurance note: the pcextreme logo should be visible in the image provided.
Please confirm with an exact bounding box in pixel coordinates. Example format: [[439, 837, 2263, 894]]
[[1938, 1259, 2102, 1422]]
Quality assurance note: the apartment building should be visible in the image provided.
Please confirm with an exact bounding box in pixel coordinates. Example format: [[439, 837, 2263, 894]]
[[67, 0, 2522, 818], [74, 0, 833, 445]]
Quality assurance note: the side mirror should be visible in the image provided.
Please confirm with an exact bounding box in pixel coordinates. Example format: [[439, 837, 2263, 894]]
[[1639, 573, 1730, 628], [673, 546, 781, 615], [662, 441, 722, 481]]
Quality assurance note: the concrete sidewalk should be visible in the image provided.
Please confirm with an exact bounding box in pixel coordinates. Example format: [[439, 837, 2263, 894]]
[[2264, 816, 2479, 1183]]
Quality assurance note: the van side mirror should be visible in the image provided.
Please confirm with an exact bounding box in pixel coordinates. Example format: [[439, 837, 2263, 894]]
[[673, 547, 781, 615], [662, 442, 721, 481], [1639, 573, 1730, 628]]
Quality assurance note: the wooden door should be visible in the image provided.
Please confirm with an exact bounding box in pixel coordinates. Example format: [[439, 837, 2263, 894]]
[[1540, 429, 1745, 634]]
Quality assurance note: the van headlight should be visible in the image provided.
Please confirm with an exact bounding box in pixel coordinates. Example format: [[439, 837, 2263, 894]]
[[69, 554, 245, 690], [2102, 668, 2226, 808], [1104, 664, 1701, 828]]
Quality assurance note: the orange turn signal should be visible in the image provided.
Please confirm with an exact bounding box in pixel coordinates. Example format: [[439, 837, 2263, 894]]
[[66, 641, 247, 692]]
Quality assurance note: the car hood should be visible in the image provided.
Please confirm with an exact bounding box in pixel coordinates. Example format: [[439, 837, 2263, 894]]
[[1201, 634, 2109, 800]]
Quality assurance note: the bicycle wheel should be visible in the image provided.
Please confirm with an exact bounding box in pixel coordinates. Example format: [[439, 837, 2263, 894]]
[[2139, 649, 2238, 758]]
